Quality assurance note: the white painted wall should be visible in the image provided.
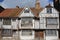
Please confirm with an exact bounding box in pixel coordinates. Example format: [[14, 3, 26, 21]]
[[40, 17, 46, 29], [2, 25, 11, 29], [39, 7, 59, 29], [19, 8, 34, 17], [20, 12, 34, 17], [34, 20, 39, 29], [39, 8, 59, 17], [12, 19, 18, 29]]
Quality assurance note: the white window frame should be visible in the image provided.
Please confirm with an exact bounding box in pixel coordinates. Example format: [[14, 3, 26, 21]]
[[3, 18, 11, 25], [24, 8, 30, 13], [47, 8, 52, 13], [46, 18, 58, 28], [2, 29, 12, 37], [20, 30, 34, 36], [21, 18, 33, 28]]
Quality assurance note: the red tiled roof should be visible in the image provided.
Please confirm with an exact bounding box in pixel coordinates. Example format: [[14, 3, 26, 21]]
[[0, 8, 23, 17], [0, 8, 43, 17]]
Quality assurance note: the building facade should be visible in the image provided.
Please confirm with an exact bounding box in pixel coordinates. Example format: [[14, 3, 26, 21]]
[[0, 0, 59, 40]]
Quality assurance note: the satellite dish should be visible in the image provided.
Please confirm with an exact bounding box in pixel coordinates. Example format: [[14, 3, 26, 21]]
[[0, 0, 4, 2]]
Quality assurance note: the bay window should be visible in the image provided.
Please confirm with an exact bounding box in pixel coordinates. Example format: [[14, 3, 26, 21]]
[[46, 18, 58, 28], [21, 18, 33, 27]]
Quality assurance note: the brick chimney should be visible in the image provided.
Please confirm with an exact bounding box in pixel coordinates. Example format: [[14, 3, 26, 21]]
[[35, 0, 41, 9], [16, 6, 19, 9]]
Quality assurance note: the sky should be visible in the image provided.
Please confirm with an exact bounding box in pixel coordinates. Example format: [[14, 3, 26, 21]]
[[0, 0, 53, 8]]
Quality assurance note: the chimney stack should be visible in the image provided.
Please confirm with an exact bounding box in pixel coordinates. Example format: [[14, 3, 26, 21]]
[[35, 0, 41, 9], [16, 6, 19, 9]]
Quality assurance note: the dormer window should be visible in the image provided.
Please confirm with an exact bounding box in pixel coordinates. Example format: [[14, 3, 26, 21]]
[[47, 8, 52, 13], [46, 4, 53, 13], [24, 8, 30, 13]]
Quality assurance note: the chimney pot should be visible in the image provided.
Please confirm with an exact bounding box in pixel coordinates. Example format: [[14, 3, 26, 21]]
[[16, 6, 19, 8]]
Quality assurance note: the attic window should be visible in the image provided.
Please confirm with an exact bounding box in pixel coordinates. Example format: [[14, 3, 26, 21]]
[[47, 8, 52, 13], [24, 8, 30, 13]]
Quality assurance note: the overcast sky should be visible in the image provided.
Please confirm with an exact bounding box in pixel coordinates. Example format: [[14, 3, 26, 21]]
[[0, 0, 53, 8]]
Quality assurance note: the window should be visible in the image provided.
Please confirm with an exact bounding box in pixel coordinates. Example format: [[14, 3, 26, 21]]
[[24, 8, 30, 13], [2, 29, 12, 37], [21, 18, 33, 27], [47, 8, 52, 13], [46, 30, 57, 36], [46, 18, 58, 27], [3, 19, 11, 25], [21, 30, 32, 36]]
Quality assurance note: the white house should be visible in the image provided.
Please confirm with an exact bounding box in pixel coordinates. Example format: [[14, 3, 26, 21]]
[[0, 0, 59, 40], [39, 4, 59, 40]]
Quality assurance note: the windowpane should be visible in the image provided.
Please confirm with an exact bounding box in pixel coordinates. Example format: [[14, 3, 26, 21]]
[[47, 8, 52, 13], [3, 19, 11, 25], [24, 8, 30, 13], [47, 18, 58, 24], [46, 18, 58, 28], [46, 30, 57, 36], [24, 10, 29, 13], [21, 18, 33, 27], [2, 29, 12, 37], [21, 30, 32, 36]]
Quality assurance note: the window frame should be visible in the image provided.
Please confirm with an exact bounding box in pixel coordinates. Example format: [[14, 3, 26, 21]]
[[45, 30, 57, 36], [47, 8, 52, 13], [3, 18, 11, 25], [2, 29, 13, 37], [21, 18, 33, 27], [46, 17, 58, 27], [21, 30, 33, 36], [24, 8, 30, 13]]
